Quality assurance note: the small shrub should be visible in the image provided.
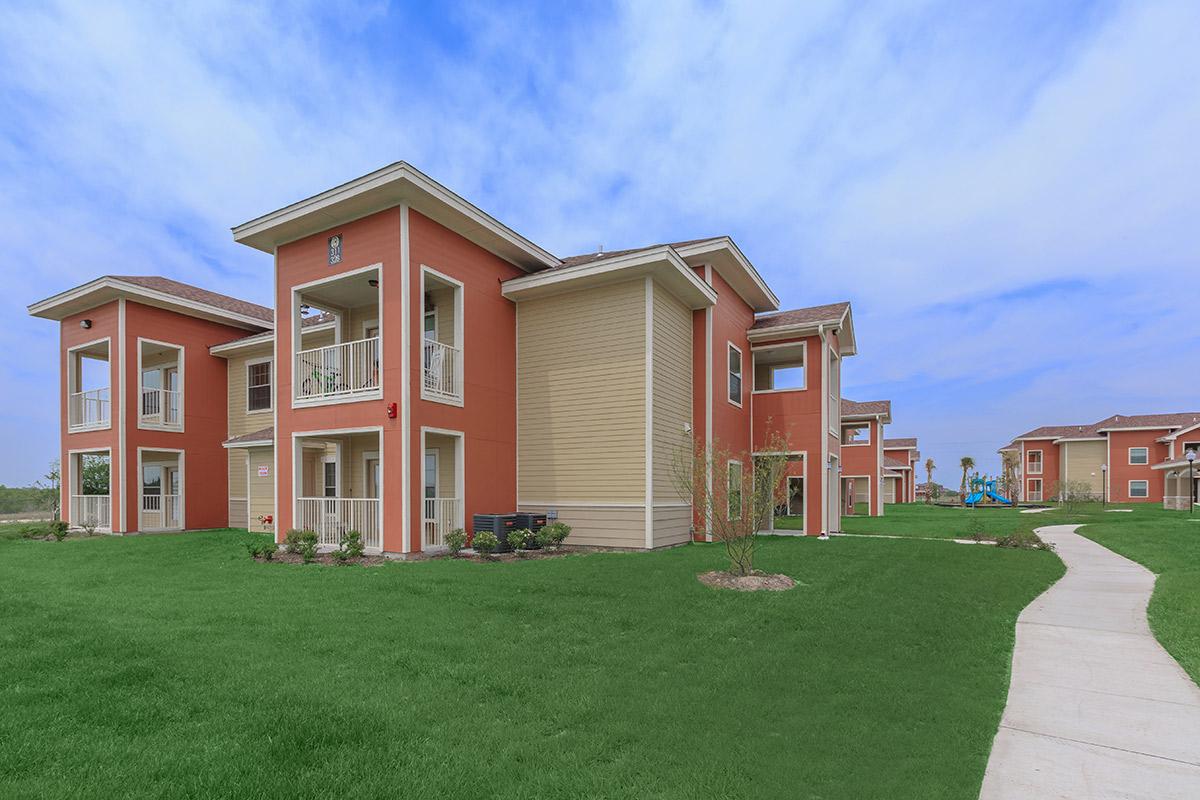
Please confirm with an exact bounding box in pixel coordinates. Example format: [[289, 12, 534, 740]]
[[340, 530, 365, 559], [49, 520, 69, 541], [330, 547, 349, 563], [538, 521, 571, 550], [20, 523, 48, 539], [284, 529, 305, 554], [967, 517, 986, 543], [472, 530, 499, 557], [285, 529, 319, 562], [247, 539, 276, 561], [80, 520, 98, 537], [995, 529, 1053, 551], [445, 528, 467, 555], [507, 528, 532, 554]]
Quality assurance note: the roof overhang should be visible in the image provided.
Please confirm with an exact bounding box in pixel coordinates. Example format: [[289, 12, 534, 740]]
[[222, 439, 273, 449], [1096, 425, 1179, 433], [1054, 436, 1106, 444], [748, 305, 856, 355], [1153, 458, 1198, 471], [231, 162, 560, 272], [1012, 436, 1060, 442], [672, 238, 779, 312], [843, 411, 892, 424], [1160, 421, 1200, 441], [209, 320, 335, 356], [27, 277, 270, 331], [500, 246, 717, 309]]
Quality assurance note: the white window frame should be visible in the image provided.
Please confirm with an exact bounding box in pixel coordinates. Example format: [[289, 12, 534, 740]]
[[727, 342, 743, 408], [827, 349, 840, 435], [66, 336, 113, 433], [1027, 478, 1043, 502], [1128, 479, 1149, 498], [246, 356, 273, 414], [728, 459, 743, 520], [1027, 449, 1043, 475], [750, 340, 808, 394], [842, 422, 871, 446], [321, 454, 340, 498], [136, 337, 185, 432], [1127, 446, 1149, 466], [419, 265, 465, 408]]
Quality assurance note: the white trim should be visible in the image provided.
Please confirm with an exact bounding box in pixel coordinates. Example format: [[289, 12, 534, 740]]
[[135, 336, 185, 433], [66, 447, 114, 531], [819, 327, 829, 534], [118, 299, 126, 531], [703, 264, 713, 542], [840, 421, 872, 447], [1026, 448, 1044, 475], [1097, 425, 1190, 433], [671, 237, 779, 312], [726, 341, 743, 408], [1127, 446, 1150, 466], [644, 276, 654, 549], [1128, 479, 1150, 498], [750, 339, 807, 393], [826, 348, 840, 436], [245, 355, 273, 414], [28, 276, 270, 330], [418, 264, 465, 407], [135, 446, 185, 531], [231, 160, 559, 269], [400, 204, 412, 553], [420, 426, 466, 552], [841, 473, 872, 515], [517, 501, 647, 508], [65, 336, 114, 433], [271, 246, 279, 541]]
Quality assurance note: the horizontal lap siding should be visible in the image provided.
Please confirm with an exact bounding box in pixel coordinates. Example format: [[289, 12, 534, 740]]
[[517, 279, 646, 503], [248, 448, 273, 532], [652, 506, 691, 547], [1062, 440, 1106, 497], [226, 344, 273, 438], [652, 286, 693, 506], [516, 504, 645, 548]]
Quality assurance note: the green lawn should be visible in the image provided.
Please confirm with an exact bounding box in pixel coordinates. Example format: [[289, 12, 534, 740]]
[[0, 528, 1061, 799], [840, 502, 1039, 539], [1077, 507, 1200, 684]]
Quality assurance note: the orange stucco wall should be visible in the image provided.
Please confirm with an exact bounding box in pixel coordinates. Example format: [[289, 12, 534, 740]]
[[1107, 429, 1170, 502], [406, 209, 523, 552], [121, 302, 248, 532]]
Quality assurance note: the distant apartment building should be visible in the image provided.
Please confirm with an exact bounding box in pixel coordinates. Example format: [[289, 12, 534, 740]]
[[1000, 413, 1200, 509], [882, 437, 920, 503], [839, 399, 892, 516], [31, 161, 877, 551]]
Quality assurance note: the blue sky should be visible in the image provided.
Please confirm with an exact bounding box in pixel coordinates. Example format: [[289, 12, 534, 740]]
[[1, 0, 1197, 487]]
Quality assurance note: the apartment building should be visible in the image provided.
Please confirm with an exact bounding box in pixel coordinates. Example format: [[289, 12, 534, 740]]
[[838, 399, 891, 516], [1001, 412, 1200, 509], [882, 437, 920, 503], [30, 161, 860, 553]]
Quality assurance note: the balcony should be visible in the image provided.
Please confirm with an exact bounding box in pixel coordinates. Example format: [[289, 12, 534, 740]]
[[68, 450, 111, 532], [141, 493, 182, 530], [140, 449, 183, 530], [295, 337, 380, 402], [294, 430, 382, 551], [69, 387, 110, 431], [423, 496, 462, 549], [70, 494, 111, 530], [139, 339, 183, 431], [422, 340, 462, 403], [140, 387, 182, 428]]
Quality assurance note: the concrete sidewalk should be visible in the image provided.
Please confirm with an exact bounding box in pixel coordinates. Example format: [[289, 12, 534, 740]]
[[980, 524, 1200, 799]]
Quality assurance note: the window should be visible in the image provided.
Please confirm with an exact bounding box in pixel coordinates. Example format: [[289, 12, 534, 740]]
[[1129, 480, 1149, 498], [1027, 449, 1043, 475], [842, 423, 871, 445], [424, 451, 438, 499], [1027, 478, 1043, 502], [827, 351, 840, 433], [322, 460, 338, 498], [1184, 441, 1200, 456], [727, 344, 742, 406], [728, 461, 743, 520], [247, 360, 271, 412], [1128, 447, 1149, 465]]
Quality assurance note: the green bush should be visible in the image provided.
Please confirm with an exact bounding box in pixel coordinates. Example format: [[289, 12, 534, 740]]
[[20, 523, 49, 539], [247, 539, 276, 561], [472, 530, 499, 557], [445, 528, 467, 555], [537, 521, 571, 550], [49, 520, 69, 541], [995, 529, 1053, 551], [340, 530, 365, 559], [283, 529, 319, 562], [284, 529, 305, 554], [330, 547, 349, 563], [507, 528, 532, 553]]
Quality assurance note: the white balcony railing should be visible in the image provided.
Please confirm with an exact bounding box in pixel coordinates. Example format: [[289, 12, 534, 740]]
[[69, 388, 110, 430], [141, 387, 182, 428], [423, 496, 461, 549], [296, 497, 381, 551], [295, 337, 380, 402], [141, 493, 182, 530], [70, 494, 111, 530], [423, 339, 462, 403]]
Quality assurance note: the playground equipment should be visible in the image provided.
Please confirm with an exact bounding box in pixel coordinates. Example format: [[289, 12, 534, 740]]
[[964, 474, 1012, 506]]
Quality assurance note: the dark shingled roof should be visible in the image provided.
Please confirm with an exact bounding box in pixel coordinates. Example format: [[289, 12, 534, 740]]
[[751, 301, 850, 331], [1014, 424, 1098, 440], [224, 426, 274, 446], [1097, 412, 1200, 431], [557, 238, 722, 270], [884, 456, 910, 469], [110, 275, 272, 323], [841, 398, 891, 418], [884, 437, 918, 449]]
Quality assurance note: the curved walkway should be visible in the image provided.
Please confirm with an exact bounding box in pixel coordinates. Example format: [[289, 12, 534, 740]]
[[980, 524, 1200, 799]]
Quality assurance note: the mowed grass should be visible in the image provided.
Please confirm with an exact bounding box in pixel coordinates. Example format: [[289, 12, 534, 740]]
[[840, 502, 1038, 539], [1078, 506, 1200, 684], [0, 529, 1061, 799]]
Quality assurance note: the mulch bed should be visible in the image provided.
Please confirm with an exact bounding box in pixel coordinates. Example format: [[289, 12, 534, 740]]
[[697, 570, 797, 592], [251, 548, 575, 566], [254, 551, 388, 567]]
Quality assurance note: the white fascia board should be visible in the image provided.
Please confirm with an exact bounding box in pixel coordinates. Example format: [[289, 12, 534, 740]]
[[1095, 425, 1181, 433], [230, 161, 559, 271], [501, 247, 717, 309], [223, 439, 273, 449], [1052, 436, 1106, 444], [673, 237, 779, 312], [28, 277, 271, 331]]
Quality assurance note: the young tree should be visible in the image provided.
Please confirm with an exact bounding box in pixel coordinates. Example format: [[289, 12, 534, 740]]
[[924, 458, 936, 504], [673, 431, 789, 577], [38, 459, 61, 520], [1000, 450, 1019, 502], [959, 456, 976, 503]]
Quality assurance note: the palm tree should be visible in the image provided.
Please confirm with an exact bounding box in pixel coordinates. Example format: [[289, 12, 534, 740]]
[[959, 456, 976, 503], [924, 458, 935, 504]]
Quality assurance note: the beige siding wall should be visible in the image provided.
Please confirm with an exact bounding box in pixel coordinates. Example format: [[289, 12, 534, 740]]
[[517, 279, 646, 503], [345, 433, 380, 497], [652, 285, 693, 505], [516, 503, 645, 548], [226, 344, 274, 437], [423, 433, 456, 497], [425, 285, 456, 345], [346, 305, 379, 341], [1062, 440, 1106, 497], [652, 506, 691, 547], [247, 447, 274, 532]]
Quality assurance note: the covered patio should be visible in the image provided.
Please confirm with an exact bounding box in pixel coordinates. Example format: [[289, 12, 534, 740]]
[[293, 429, 382, 551]]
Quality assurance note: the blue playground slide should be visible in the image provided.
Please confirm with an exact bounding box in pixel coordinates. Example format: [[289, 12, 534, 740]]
[[985, 489, 1012, 505], [964, 491, 984, 504]]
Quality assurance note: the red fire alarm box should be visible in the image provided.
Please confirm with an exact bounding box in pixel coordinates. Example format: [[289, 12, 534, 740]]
[[387, 402, 397, 419]]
